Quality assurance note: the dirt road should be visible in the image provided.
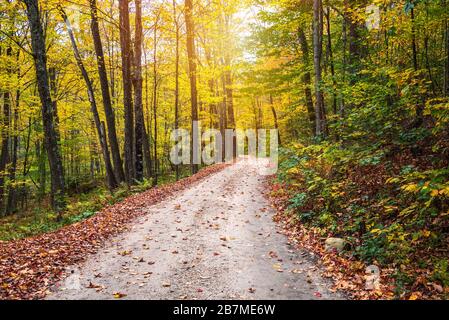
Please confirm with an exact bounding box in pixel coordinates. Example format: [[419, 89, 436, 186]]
[[47, 159, 342, 300]]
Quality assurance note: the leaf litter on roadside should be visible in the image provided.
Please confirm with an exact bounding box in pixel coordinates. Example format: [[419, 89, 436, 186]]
[[0, 163, 229, 300]]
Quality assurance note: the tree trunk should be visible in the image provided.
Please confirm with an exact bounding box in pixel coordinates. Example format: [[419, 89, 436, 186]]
[[220, 73, 228, 161], [89, 0, 125, 183], [23, 0, 66, 214], [36, 139, 46, 201], [6, 90, 19, 215], [118, 0, 135, 184], [411, 7, 419, 72], [152, 14, 159, 185], [6, 49, 21, 215], [325, 7, 338, 114], [143, 42, 153, 178], [173, 0, 180, 181], [224, 58, 236, 158], [0, 46, 11, 214], [133, 0, 144, 181], [411, 6, 424, 127], [48, 67, 61, 141], [223, 18, 236, 158], [19, 117, 32, 211], [313, 0, 327, 137], [184, 0, 199, 174], [218, 79, 226, 162], [269, 94, 281, 146], [297, 27, 317, 135], [444, 0, 449, 96], [60, 8, 117, 190]]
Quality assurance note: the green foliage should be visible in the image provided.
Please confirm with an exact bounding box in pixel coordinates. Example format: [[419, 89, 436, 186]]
[[66, 210, 96, 223], [288, 192, 307, 210], [248, 0, 449, 298], [356, 231, 388, 264], [0, 169, 185, 241], [431, 259, 449, 287], [276, 124, 449, 290]]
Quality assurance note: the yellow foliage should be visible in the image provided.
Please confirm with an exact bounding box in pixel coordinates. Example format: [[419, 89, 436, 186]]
[[401, 183, 419, 193], [430, 189, 439, 197]]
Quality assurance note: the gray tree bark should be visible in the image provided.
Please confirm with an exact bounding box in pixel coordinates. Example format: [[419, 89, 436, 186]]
[[313, 0, 328, 137], [89, 0, 125, 183], [133, 0, 144, 181], [23, 0, 66, 214], [185, 0, 199, 174], [119, 0, 135, 184]]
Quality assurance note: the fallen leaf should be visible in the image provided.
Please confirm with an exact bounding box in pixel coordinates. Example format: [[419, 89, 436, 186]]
[[432, 283, 444, 293], [113, 292, 127, 299], [87, 282, 101, 289], [409, 292, 420, 300]]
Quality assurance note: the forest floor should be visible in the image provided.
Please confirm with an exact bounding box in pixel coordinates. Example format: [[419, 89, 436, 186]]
[[45, 159, 341, 300]]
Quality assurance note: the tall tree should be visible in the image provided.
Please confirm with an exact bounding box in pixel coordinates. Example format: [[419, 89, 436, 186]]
[[118, 0, 134, 184], [173, 0, 180, 181], [0, 46, 11, 213], [152, 11, 160, 185], [297, 26, 316, 135], [222, 12, 236, 157], [444, 0, 449, 96], [89, 0, 125, 183], [142, 43, 153, 179], [133, 0, 144, 181], [6, 50, 21, 215], [185, 0, 199, 174], [269, 94, 281, 146], [324, 7, 337, 114], [23, 0, 66, 213], [312, 0, 327, 137], [410, 3, 424, 127], [59, 7, 117, 190]]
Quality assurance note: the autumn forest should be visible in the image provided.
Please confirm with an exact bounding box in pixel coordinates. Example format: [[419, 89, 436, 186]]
[[1, 0, 449, 301]]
